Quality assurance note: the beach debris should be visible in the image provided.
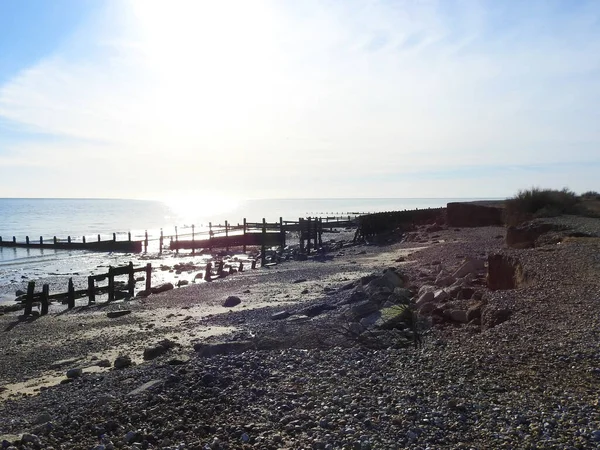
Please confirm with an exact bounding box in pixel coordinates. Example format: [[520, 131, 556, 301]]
[[114, 355, 132, 369], [271, 311, 291, 320], [106, 310, 131, 318], [96, 359, 111, 368], [127, 379, 162, 396], [223, 295, 241, 307], [151, 283, 174, 294], [293, 278, 307, 283]]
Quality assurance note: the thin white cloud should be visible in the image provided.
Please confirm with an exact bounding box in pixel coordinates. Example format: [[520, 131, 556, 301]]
[[0, 0, 599, 198]]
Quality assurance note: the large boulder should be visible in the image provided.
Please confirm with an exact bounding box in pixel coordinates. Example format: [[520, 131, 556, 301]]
[[143, 339, 177, 360], [452, 258, 485, 279], [151, 283, 174, 294], [114, 355, 132, 369], [223, 296, 242, 307], [505, 223, 560, 249], [435, 271, 455, 287], [349, 300, 379, 319], [367, 269, 405, 292], [416, 291, 434, 306], [487, 254, 527, 290]]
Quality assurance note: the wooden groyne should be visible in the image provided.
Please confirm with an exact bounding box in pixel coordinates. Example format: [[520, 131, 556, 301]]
[[0, 215, 357, 254], [18, 262, 152, 315], [0, 233, 142, 252], [169, 217, 356, 255]]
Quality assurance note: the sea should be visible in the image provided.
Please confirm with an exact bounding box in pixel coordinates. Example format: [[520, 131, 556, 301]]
[[0, 197, 488, 303]]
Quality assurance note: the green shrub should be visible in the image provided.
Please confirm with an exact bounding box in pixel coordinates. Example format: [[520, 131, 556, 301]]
[[504, 187, 579, 225]]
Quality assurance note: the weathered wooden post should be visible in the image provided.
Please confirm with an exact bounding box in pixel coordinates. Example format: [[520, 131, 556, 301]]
[[238, 262, 243, 272], [82, 236, 86, 244], [128, 261, 135, 297], [225, 221, 229, 252], [40, 236, 43, 245], [112, 233, 116, 242], [67, 236, 71, 244], [217, 261, 224, 277], [191, 224, 195, 255], [97, 234, 101, 242], [243, 218, 247, 252], [12, 236, 16, 244], [208, 222, 213, 251], [229, 265, 234, 275], [145, 263, 152, 292], [0, 236, 2, 243], [261, 218, 267, 267], [128, 232, 131, 241], [175, 226, 179, 255], [108, 267, 115, 302], [279, 217, 285, 254], [88, 276, 96, 304], [67, 278, 75, 309], [41, 284, 49, 315], [251, 259, 257, 270], [40, 284, 50, 316], [159, 229, 163, 254], [26, 236, 30, 245], [205, 262, 212, 282], [24, 281, 35, 316], [144, 230, 148, 253], [307, 217, 312, 254], [299, 218, 305, 253], [53, 236, 57, 245], [318, 218, 323, 247]]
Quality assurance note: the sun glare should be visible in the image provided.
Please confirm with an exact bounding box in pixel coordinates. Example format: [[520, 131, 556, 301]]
[[164, 193, 239, 224]]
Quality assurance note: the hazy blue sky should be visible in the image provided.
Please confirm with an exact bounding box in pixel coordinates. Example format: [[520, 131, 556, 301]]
[[0, 0, 599, 201]]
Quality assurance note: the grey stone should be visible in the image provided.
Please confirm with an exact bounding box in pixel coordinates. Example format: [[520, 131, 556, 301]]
[[349, 300, 378, 319], [66, 368, 83, 379], [114, 355, 132, 369], [416, 291, 434, 306], [223, 295, 241, 307], [106, 310, 131, 318], [193, 341, 254, 357], [150, 283, 174, 294]]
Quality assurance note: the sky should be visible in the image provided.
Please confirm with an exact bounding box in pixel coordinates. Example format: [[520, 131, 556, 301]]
[[0, 0, 599, 201]]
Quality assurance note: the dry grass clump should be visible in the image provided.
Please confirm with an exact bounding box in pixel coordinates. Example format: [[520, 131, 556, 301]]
[[504, 187, 585, 225], [581, 190, 600, 200]]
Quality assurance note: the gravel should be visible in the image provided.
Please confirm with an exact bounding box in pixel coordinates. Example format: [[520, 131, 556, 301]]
[[1, 218, 600, 449]]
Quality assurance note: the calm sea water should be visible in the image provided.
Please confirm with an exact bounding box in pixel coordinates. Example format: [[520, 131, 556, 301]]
[[0, 197, 486, 300]]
